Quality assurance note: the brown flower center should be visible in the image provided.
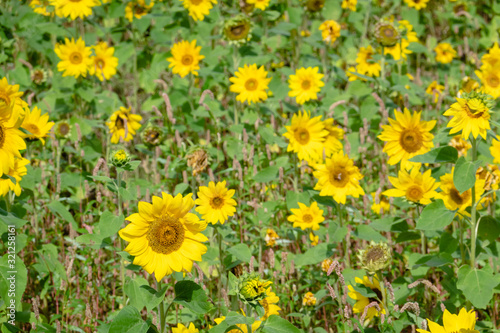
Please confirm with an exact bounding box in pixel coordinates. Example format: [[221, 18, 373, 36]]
[[190, 0, 203, 4], [301, 79, 311, 90], [230, 24, 246, 37], [487, 75, 500, 88], [365, 247, 384, 263], [146, 215, 185, 254], [245, 78, 258, 91], [25, 124, 40, 136], [294, 128, 310, 145], [383, 27, 394, 38], [329, 167, 349, 188], [449, 188, 465, 205], [69, 52, 83, 65], [210, 196, 224, 209], [406, 185, 423, 202], [399, 129, 423, 153], [181, 54, 194, 66], [58, 123, 70, 136], [464, 103, 484, 119], [115, 116, 125, 130], [303, 214, 313, 223], [95, 58, 105, 69]]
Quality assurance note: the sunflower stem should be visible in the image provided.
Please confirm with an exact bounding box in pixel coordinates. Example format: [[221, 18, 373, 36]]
[[470, 136, 478, 269], [380, 47, 385, 80], [158, 280, 166, 333], [216, 225, 225, 315], [336, 201, 349, 267], [116, 169, 127, 307], [376, 271, 387, 314]]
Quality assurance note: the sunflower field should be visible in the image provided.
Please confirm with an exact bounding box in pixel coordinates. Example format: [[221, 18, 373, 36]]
[[2, 0, 500, 332]]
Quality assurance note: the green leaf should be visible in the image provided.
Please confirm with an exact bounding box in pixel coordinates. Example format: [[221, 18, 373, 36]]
[[47, 201, 76, 225], [99, 212, 124, 239], [261, 315, 301, 333], [477, 216, 500, 243], [286, 191, 310, 210], [409, 146, 458, 163], [227, 244, 252, 263], [294, 243, 331, 267], [416, 200, 456, 230], [253, 166, 279, 183], [174, 281, 212, 315], [124, 277, 168, 312], [0, 254, 28, 311], [108, 306, 149, 333], [457, 266, 500, 309], [453, 157, 482, 193], [354, 225, 386, 242]]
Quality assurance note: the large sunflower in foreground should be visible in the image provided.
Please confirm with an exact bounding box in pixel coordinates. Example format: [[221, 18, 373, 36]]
[[119, 192, 208, 282], [378, 108, 436, 170], [443, 96, 491, 140], [417, 308, 478, 333], [490, 135, 500, 163], [0, 108, 27, 177], [54, 37, 93, 78], [179, 0, 217, 21], [195, 180, 237, 225], [288, 67, 324, 105], [89, 41, 119, 81], [437, 169, 485, 216], [106, 106, 142, 144], [0, 77, 23, 119], [287, 201, 324, 231], [348, 275, 386, 323], [229, 64, 271, 104], [283, 110, 328, 163], [21, 106, 54, 145], [382, 167, 439, 205], [51, 0, 100, 20], [313, 151, 365, 204], [167, 40, 204, 78]]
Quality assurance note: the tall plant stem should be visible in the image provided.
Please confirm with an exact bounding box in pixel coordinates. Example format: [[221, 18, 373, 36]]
[[470, 137, 478, 269], [158, 280, 166, 333], [336, 201, 349, 267], [216, 226, 225, 313]]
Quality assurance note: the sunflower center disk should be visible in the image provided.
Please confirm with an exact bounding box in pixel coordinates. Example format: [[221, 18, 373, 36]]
[[58, 123, 70, 135], [302, 214, 313, 223], [450, 188, 465, 205], [210, 196, 224, 209], [147, 215, 185, 254], [399, 129, 423, 153], [0, 124, 5, 147], [115, 116, 125, 130], [464, 103, 484, 119], [25, 124, 40, 136], [190, 0, 203, 5], [329, 167, 349, 188], [487, 75, 499, 88], [181, 55, 194, 66], [69, 0, 82, 2], [366, 247, 385, 262], [69, 52, 83, 64], [96, 59, 105, 69], [245, 78, 258, 91], [383, 28, 394, 38], [294, 128, 310, 145], [230, 25, 246, 37], [406, 185, 424, 202], [301, 80, 311, 90]]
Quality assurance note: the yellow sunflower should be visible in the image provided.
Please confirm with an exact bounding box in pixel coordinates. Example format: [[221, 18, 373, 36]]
[[282, 110, 328, 163], [417, 308, 478, 333], [443, 97, 491, 140], [384, 20, 418, 61], [313, 151, 365, 204], [288, 67, 325, 105], [475, 65, 500, 99], [260, 287, 281, 320], [0, 107, 27, 177], [490, 135, 500, 163], [172, 322, 199, 333], [404, 0, 429, 10], [247, 0, 270, 10], [378, 108, 436, 170], [229, 64, 271, 104], [167, 40, 204, 78], [106, 106, 142, 144], [341, 0, 357, 11], [265, 228, 279, 247], [370, 192, 390, 215], [434, 42, 456, 64], [29, 0, 52, 16], [348, 275, 386, 323], [480, 42, 500, 69], [318, 20, 341, 45], [449, 135, 471, 158], [89, 41, 119, 81], [302, 292, 317, 306], [356, 45, 381, 78], [20, 106, 54, 145], [0, 77, 23, 119], [322, 118, 344, 156], [195, 180, 237, 225], [382, 167, 439, 205], [214, 313, 261, 333], [287, 201, 324, 231], [425, 81, 444, 103], [125, 0, 155, 22], [179, 0, 217, 21], [436, 169, 485, 216], [50, 0, 100, 20], [0, 157, 29, 197], [54, 37, 93, 78], [119, 192, 208, 282], [309, 232, 319, 246]]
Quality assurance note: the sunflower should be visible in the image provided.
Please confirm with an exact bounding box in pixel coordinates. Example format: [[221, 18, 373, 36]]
[[29, 0, 52, 16], [288, 67, 325, 105], [89, 41, 119, 81], [313, 151, 365, 204], [348, 275, 386, 322], [370, 192, 390, 215], [0, 77, 23, 119], [246, 0, 270, 10], [172, 323, 199, 333], [378, 108, 436, 170], [404, 0, 429, 10], [0, 157, 29, 197], [302, 292, 316, 306], [318, 20, 341, 45], [265, 228, 279, 247], [341, 0, 356, 11], [434, 42, 456, 64], [309, 232, 319, 246], [383, 20, 418, 61], [125, 0, 154, 22], [480, 42, 500, 69], [282, 110, 328, 163], [167, 40, 204, 78], [356, 46, 381, 78], [51, 0, 100, 20], [195, 180, 237, 225], [443, 96, 491, 140], [417, 308, 478, 333], [20, 106, 54, 145], [490, 135, 500, 163], [119, 192, 208, 282], [287, 201, 324, 231], [449, 135, 471, 158], [425, 81, 445, 103], [229, 64, 271, 104], [322, 118, 344, 156], [437, 170, 485, 216], [259, 287, 281, 320], [54, 37, 93, 78], [382, 167, 439, 205], [305, 0, 324, 12], [223, 15, 252, 45], [179, 0, 217, 21], [374, 20, 400, 47], [106, 106, 142, 144], [0, 108, 27, 177], [475, 65, 500, 99], [214, 313, 261, 333]]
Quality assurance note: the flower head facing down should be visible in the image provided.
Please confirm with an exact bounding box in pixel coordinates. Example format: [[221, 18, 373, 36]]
[[417, 308, 478, 333], [288, 67, 325, 105], [89, 41, 118, 81], [434, 42, 456, 64], [186, 147, 209, 176], [20, 106, 54, 145], [179, 0, 217, 21], [357, 241, 391, 274], [229, 64, 271, 104], [443, 93, 492, 140], [319, 20, 341, 45], [167, 40, 204, 78], [382, 167, 439, 205], [195, 180, 237, 224], [287, 201, 324, 231], [119, 192, 208, 282], [348, 275, 386, 322], [54, 37, 93, 78], [106, 106, 142, 144]]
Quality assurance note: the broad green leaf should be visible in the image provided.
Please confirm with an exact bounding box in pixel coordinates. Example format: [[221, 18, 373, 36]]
[[409, 146, 458, 163], [294, 243, 331, 267], [354, 225, 386, 242], [108, 306, 149, 333], [124, 277, 168, 312], [477, 216, 500, 243], [453, 157, 481, 193], [0, 255, 27, 311], [47, 201, 76, 225], [285, 191, 310, 210], [253, 166, 279, 183], [227, 244, 252, 263], [174, 281, 212, 315], [261, 315, 301, 333], [457, 266, 499, 309], [416, 200, 456, 230]]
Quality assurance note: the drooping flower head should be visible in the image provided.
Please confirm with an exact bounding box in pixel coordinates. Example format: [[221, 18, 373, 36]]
[[21, 106, 54, 145], [54, 37, 93, 78], [179, 0, 217, 21], [186, 147, 209, 176], [229, 64, 271, 104], [288, 67, 325, 105], [125, 0, 154, 22], [50, 0, 100, 20], [195, 180, 237, 224], [348, 275, 386, 322], [89, 41, 119, 81], [167, 40, 204, 78], [417, 308, 478, 333], [449, 135, 471, 158], [106, 106, 142, 144], [434, 42, 456, 64], [119, 192, 208, 282], [319, 20, 341, 45], [382, 167, 439, 205], [287, 201, 324, 231]]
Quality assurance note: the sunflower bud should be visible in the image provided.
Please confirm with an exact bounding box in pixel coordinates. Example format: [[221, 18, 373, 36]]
[[223, 15, 252, 45], [54, 120, 72, 139], [186, 147, 209, 176], [141, 124, 164, 147], [238, 273, 272, 305], [357, 241, 391, 275], [31, 68, 48, 85], [374, 20, 401, 47], [110, 149, 131, 168]]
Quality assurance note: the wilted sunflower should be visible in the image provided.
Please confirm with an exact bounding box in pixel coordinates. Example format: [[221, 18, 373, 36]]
[[195, 180, 237, 224], [490, 136, 500, 163], [449, 135, 471, 157], [348, 275, 386, 322], [287, 201, 324, 231], [141, 124, 164, 147], [54, 120, 72, 138], [89, 41, 118, 81], [51, 0, 100, 20], [434, 42, 456, 64], [358, 241, 391, 274], [21, 106, 54, 145], [319, 20, 341, 45], [186, 147, 209, 176], [31, 68, 49, 85], [425, 81, 444, 103], [0, 157, 29, 197], [119, 192, 208, 282], [167, 40, 204, 78], [404, 0, 429, 10], [282, 110, 328, 163], [313, 151, 365, 204], [443, 93, 492, 140], [417, 308, 478, 333], [125, 0, 154, 22], [223, 15, 252, 44], [179, 0, 217, 21], [54, 37, 93, 78], [382, 167, 439, 205], [304, 0, 324, 12], [229, 64, 271, 104], [246, 0, 270, 10], [106, 106, 142, 144], [288, 67, 325, 105], [437, 169, 485, 216], [378, 108, 436, 170]]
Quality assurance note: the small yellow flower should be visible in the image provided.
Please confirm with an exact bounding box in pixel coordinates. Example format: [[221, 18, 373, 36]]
[[383, 167, 439, 205], [247, 0, 270, 11], [239, 273, 272, 304], [341, 0, 356, 11], [348, 276, 386, 322], [195, 181, 237, 225], [167, 40, 204, 78], [425, 81, 445, 103], [51, 0, 100, 20], [321, 258, 333, 272], [265, 228, 279, 247], [0, 157, 29, 197], [437, 169, 485, 216], [449, 135, 471, 157], [172, 322, 199, 333], [443, 96, 491, 140], [357, 241, 392, 274], [106, 106, 142, 144], [404, 0, 429, 10], [287, 202, 324, 231], [179, 0, 217, 21], [229, 64, 271, 104], [54, 37, 93, 78], [356, 46, 381, 78], [490, 136, 500, 164], [434, 42, 456, 64], [259, 287, 281, 320], [309, 232, 319, 246], [20, 106, 54, 145], [319, 20, 341, 45], [125, 0, 154, 22], [302, 292, 316, 306], [288, 67, 325, 105], [370, 192, 390, 215], [89, 41, 119, 81]]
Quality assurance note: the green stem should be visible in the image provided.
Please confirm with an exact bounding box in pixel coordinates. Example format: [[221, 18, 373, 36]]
[[380, 47, 385, 80], [470, 137, 478, 269], [116, 170, 126, 307], [336, 201, 349, 267], [216, 226, 225, 314], [158, 281, 166, 333], [376, 271, 387, 313]]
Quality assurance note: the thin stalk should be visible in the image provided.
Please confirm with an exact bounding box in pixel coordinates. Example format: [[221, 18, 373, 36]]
[[158, 280, 166, 333], [470, 137, 478, 269], [216, 226, 225, 314], [116, 170, 127, 306], [376, 271, 387, 313], [336, 201, 349, 266]]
